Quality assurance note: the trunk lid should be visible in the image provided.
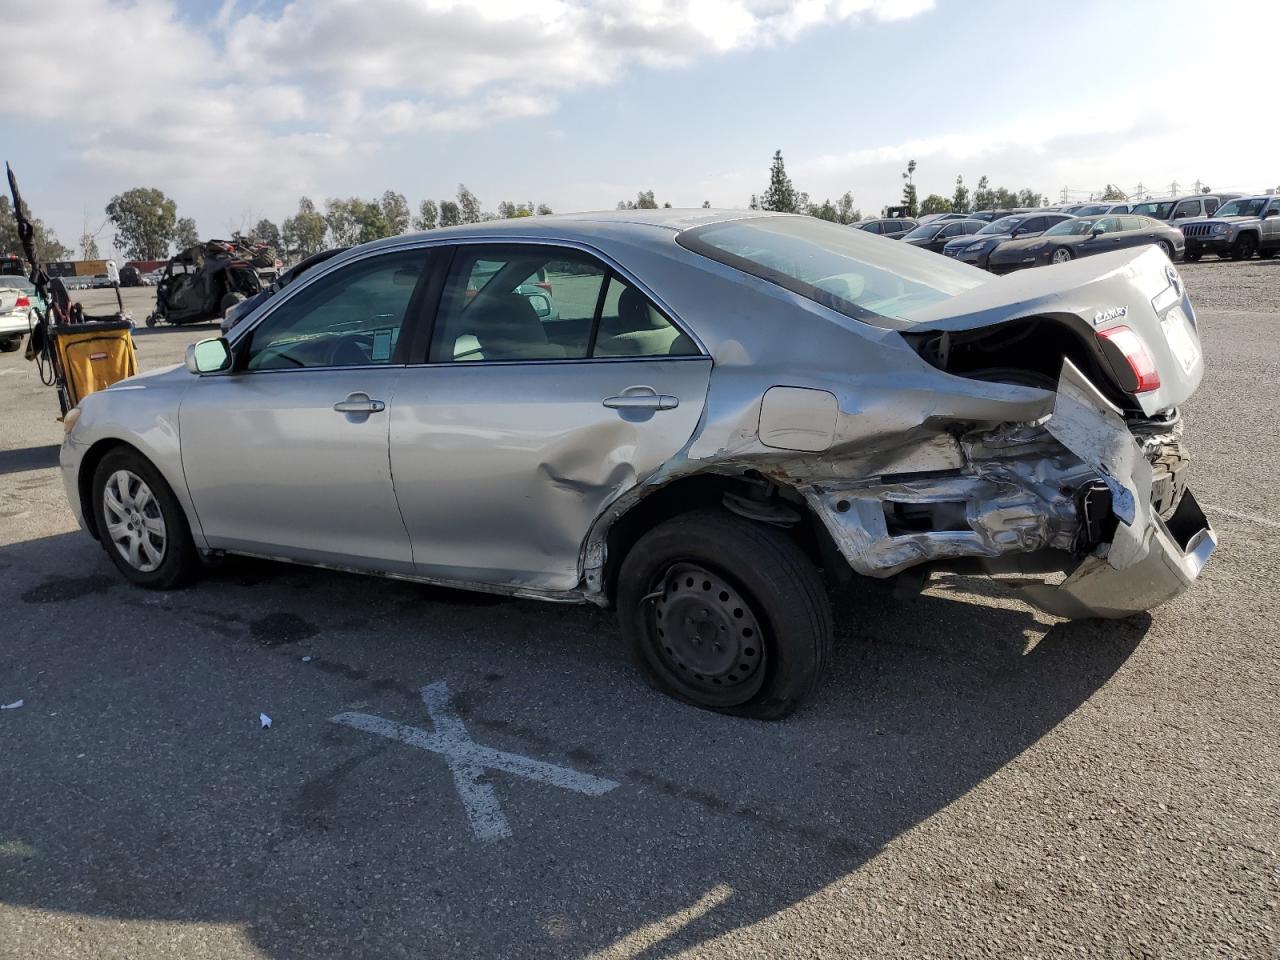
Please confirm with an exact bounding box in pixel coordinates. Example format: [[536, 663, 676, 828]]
[[899, 246, 1202, 416]]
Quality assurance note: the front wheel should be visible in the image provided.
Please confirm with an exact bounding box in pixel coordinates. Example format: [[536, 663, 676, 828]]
[[92, 448, 200, 589], [616, 509, 833, 719], [1051, 247, 1073, 264], [0, 337, 21, 353], [1231, 234, 1258, 260]]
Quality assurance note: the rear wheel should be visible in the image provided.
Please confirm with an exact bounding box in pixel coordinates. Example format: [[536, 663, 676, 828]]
[[616, 509, 832, 719], [0, 337, 21, 353], [1051, 247, 1073, 264], [92, 448, 199, 589], [1157, 239, 1174, 259], [1231, 234, 1258, 260]]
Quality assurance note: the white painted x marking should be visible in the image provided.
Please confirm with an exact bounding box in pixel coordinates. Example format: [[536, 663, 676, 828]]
[[332, 681, 620, 842]]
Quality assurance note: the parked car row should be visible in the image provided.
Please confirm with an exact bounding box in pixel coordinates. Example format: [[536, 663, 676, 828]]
[[867, 196, 1257, 273]]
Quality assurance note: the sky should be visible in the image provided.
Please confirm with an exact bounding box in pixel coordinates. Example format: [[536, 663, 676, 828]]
[[4, 0, 1279, 257]]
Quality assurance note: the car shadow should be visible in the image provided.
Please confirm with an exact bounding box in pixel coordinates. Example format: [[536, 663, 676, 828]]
[[0, 538, 1146, 959], [0, 444, 59, 475]]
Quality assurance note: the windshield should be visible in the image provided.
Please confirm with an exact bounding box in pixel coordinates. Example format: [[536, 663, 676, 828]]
[[978, 216, 1023, 235], [1131, 201, 1174, 219], [903, 224, 943, 240], [1072, 204, 1110, 216], [1214, 198, 1267, 218], [676, 215, 987, 325], [1045, 218, 1095, 236]]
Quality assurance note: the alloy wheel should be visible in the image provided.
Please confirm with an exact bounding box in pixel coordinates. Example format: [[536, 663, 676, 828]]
[[1051, 248, 1072, 264], [103, 469, 167, 572]]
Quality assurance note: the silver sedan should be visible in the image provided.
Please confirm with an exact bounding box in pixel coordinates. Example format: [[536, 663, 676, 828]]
[[60, 210, 1215, 717]]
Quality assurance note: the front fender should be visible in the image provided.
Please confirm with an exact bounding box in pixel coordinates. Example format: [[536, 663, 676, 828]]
[[61, 371, 206, 550]]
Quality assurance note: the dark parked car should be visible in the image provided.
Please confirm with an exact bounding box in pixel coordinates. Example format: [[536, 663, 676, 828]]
[[118, 265, 143, 287], [941, 213, 1074, 269], [1177, 195, 1280, 261], [902, 218, 985, 253], [852, 217, 918, 238], [987, 214, 1185, 273]]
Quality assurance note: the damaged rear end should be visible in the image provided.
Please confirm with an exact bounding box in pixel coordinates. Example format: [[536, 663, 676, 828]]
[[809, 246, 1215, 619]]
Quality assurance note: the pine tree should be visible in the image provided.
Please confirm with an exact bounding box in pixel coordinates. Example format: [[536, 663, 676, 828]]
[[761, 150, 799, 213]]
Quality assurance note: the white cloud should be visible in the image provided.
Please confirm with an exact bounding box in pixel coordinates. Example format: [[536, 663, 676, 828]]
[[0, 0, 933, 233]]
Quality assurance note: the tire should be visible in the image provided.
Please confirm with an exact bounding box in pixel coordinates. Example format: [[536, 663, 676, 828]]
[[1231, 234, 1257, 260], [145, 313, 158, 328], [616, 508, 833, 720], [0, 337, 21, 353], [220, 292, 246, 315], [1157, 239, 1174, 260], [92, 448, 200, 589], [1050, 247, 1073, 264], [1185, 249, 1202, 262]]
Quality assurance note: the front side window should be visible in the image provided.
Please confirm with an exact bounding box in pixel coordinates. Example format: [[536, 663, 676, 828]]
[[677, 215, 987, 326], [979, 216, 1024, 235], [1093, 217, 1120, 235], [429, 245, 697, 362], [1132, 201, 1175, 219], [1172, 200, 1200, 219], [242, 250, 427, 371], [861, 221, 883, 235], [903, 224, 943, 241]]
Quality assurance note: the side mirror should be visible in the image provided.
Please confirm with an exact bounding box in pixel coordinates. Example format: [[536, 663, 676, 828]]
[[1089, 228, 1103, 238], [185, 337, 233, 375]]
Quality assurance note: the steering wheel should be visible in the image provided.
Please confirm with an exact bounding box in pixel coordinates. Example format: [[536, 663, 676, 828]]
[[326, 333, 372, 367]]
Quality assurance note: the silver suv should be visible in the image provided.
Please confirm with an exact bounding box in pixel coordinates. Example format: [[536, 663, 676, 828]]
[[1178, 195, 1280, 261]]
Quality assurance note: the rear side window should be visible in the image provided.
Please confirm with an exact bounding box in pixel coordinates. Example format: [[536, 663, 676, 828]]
[[429, 245, 696, 362]]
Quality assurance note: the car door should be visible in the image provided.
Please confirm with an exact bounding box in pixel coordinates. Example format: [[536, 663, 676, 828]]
[[1115, 216, 1152, 251], [1080, 216, 1123, 255], [932, 222, 962, 251], [1263, 198, 1280, 250], [178, 247, 433, 573], [389, 243, 712, 592]]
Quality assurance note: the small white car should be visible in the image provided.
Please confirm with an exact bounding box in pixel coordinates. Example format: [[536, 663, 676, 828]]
[[0, 275, 41, 352]]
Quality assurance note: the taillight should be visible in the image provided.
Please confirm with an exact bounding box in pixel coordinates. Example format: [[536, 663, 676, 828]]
[[14, 296, 29, 309], [1097, 325, 1161, 393]]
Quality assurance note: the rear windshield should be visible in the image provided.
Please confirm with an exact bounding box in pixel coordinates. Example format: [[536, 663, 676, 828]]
[[676, 215, 986, 326]]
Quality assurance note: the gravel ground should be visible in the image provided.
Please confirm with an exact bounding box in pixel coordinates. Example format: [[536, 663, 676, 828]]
[[0, 262, 1276, 960]]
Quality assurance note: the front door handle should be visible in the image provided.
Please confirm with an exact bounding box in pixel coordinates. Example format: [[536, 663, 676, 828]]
[[333, 392, 386, 414], [603, 392, 679, 411]]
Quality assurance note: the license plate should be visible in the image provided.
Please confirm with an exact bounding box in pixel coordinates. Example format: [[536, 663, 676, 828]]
[[1162, 307, 1200, 374]]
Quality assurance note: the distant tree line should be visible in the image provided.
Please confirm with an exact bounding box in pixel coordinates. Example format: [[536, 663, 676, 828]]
[[30, 155, 1133, 269]]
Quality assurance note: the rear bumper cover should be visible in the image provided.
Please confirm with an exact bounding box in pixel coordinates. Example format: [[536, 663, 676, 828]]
[[1018, 488, 1215, 618]]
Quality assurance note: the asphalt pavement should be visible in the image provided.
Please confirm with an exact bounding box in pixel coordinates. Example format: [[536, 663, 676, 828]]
[[0, 269, 1276, 959]]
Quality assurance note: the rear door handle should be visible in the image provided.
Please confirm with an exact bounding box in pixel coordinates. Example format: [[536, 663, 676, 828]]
[[603, 393, 679, 411], [333, 392, 386, 414]]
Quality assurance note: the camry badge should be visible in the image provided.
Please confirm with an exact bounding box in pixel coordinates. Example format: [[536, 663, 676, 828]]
[[1093, 306, 1128, 326]]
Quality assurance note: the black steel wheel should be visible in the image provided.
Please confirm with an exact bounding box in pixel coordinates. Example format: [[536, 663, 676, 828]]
[[0, 337, 21, 353], [648, 562, 769, 707], [617, 509, 833, 719]]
